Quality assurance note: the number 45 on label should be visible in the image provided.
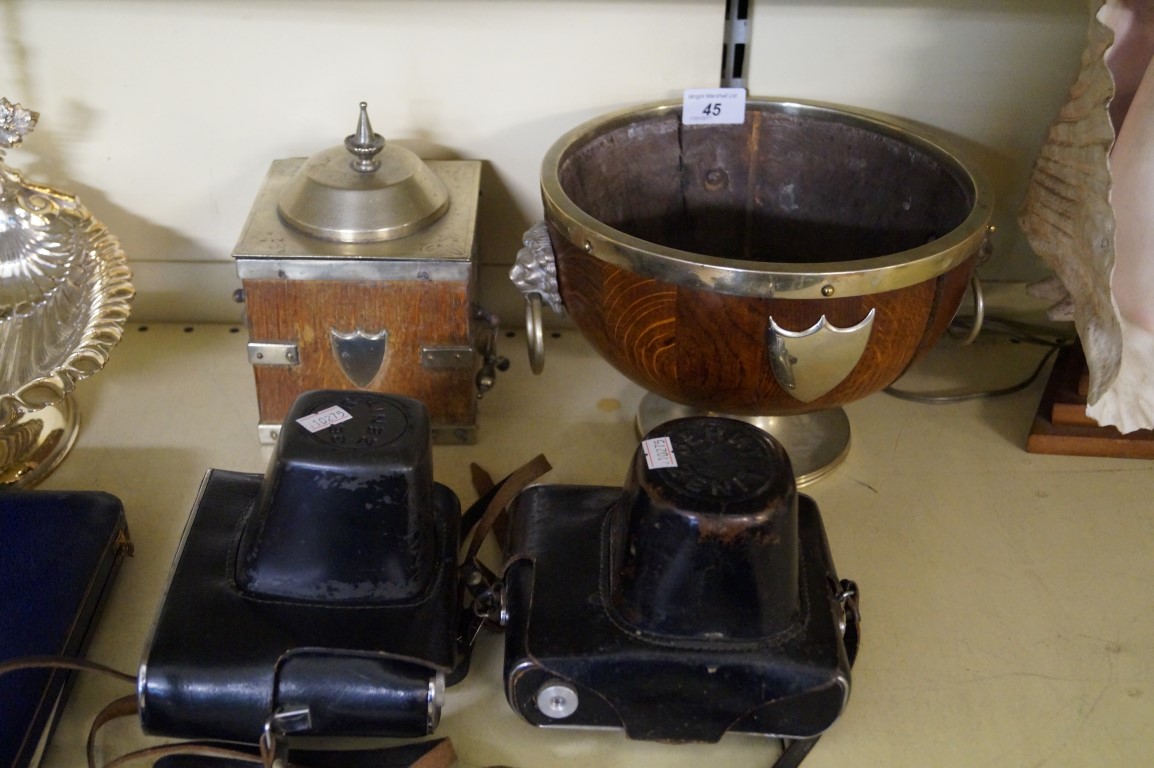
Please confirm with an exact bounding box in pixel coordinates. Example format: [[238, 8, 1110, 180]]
[[682, 88, 746, 126]]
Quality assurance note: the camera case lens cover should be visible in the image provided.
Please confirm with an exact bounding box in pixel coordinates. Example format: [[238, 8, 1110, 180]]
[[139, 391, 465, 743], [501, 416, 860, 743]]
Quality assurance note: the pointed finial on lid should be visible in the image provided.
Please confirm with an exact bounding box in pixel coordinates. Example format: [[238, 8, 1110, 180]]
[[344, 101, 386, 173]]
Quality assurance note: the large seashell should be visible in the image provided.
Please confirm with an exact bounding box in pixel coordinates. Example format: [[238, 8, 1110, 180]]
[[1019, 0, 1154, 433]]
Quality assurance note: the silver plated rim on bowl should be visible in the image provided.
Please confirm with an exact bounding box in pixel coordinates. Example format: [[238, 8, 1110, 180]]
[[540, 97, 994, 301]]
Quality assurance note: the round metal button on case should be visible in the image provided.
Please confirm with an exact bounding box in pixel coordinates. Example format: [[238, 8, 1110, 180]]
[[535, 680, 579, 719]]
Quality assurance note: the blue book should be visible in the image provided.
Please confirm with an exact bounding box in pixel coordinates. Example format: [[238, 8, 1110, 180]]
[[0, 491, 131, 768]]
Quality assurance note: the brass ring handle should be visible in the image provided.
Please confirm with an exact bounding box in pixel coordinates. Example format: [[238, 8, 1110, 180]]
[[525, 294, 545, 374], [948, 273, 985, 346]]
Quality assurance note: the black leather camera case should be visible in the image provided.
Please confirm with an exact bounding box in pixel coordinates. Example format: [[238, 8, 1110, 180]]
[[139, 391, 464, 743], [502, 417, 858, 743]]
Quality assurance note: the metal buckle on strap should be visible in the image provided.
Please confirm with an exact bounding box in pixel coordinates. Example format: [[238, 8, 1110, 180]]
[[835, 578, 861, 664], [261, 706, 312, 768]]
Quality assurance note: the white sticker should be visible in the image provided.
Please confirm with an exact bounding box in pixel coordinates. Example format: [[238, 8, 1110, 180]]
[[296, 405, 353, 433], [642, 436, 678, 469], [681, 88, 747, 126]]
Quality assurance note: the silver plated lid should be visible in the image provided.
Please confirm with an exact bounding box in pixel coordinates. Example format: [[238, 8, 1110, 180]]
[[0, 97, 133, 487], [277, 102, 450, 243]]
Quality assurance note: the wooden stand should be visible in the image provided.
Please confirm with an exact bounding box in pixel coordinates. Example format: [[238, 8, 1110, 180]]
[[1027, 344, 1154, 457]]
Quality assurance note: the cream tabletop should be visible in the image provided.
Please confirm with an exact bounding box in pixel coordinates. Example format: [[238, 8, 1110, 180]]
[[34, 319, 1154, 768]]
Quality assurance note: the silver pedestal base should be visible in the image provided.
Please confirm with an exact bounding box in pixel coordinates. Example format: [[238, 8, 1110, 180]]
[[0, 396, 80, 489], [635, 393, 850, 487]]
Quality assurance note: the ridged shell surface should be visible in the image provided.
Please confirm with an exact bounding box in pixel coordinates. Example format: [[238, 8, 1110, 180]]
[[1019, 1, 1154, 433]]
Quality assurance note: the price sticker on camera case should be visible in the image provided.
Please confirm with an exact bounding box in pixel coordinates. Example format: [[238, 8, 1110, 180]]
[[296, 405, 353, 433], [642, 436, 679, 469], [682, 88, 746, 126]]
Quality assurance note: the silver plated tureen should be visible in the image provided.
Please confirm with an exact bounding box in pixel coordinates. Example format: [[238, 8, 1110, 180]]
[[0, 98, 133, 487]]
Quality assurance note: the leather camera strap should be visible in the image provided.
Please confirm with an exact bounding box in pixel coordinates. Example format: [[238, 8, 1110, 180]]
[[773, 737, 821, 768], [458, 454, 552, 636], [0, 653, 136, 683], [772, 578, 861, 768], [462, 453, 551, 568]]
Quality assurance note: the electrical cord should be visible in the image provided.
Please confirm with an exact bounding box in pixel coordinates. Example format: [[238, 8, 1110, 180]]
[[884, 316, 1074, 404]]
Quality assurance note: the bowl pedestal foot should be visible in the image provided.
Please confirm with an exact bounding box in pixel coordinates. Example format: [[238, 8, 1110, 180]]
[[1, 396, 80, 489]]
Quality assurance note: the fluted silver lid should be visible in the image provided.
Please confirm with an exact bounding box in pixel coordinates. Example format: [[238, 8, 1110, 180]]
[[0, 97, 133, 426], [276, 102, 449, 243], [1, 97, 133, 486]]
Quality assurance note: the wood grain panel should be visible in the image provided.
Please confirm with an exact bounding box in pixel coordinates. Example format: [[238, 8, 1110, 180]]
[[243, 278, 476, 428], [547, 101, 984, 416], [556, 240, 976, 415], [1028, 344, 1154, 457]]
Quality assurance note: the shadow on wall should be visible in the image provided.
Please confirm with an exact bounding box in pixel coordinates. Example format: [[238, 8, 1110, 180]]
[[362, 132, 536, 327], [392, 132, 534, 279], [747, 0, 1090, 283], [3, 0, 221, 324]]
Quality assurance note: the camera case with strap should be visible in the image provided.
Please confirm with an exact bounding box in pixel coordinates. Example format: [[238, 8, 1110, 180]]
[[139, 391, 467, 744], [499, 417, 860, 757]]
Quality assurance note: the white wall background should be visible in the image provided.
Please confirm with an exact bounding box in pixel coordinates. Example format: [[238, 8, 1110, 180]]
[[746, 0, 1090, 288], [1, 0, 1090, 324]]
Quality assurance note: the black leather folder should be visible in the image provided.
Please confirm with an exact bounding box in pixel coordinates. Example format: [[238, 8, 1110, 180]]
[[0, 491, 131, 768]]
